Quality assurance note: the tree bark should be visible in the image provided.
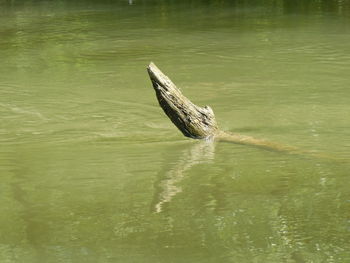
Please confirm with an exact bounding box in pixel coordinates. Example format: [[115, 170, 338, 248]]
[[147, 62, 218, 139]]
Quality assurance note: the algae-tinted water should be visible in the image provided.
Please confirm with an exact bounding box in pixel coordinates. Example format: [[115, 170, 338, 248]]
[[1, 0, 350, 262]]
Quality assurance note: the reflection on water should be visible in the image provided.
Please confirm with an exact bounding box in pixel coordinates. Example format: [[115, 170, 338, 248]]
[[0, 0, 350, 262], [153, 141, 215, 213]]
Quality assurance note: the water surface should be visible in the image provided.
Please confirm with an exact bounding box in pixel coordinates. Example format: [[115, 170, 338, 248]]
[[1, 0, 350, 262]]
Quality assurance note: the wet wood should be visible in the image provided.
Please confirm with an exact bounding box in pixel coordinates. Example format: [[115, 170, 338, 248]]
[[147, 62, 218, 139]]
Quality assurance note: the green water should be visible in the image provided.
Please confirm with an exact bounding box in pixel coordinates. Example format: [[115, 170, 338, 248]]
[[1, 0, 350, 262]]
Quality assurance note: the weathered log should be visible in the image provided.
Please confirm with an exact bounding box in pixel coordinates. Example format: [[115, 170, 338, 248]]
[[147, 62, 336, 159], [147, 62, 218, 139]]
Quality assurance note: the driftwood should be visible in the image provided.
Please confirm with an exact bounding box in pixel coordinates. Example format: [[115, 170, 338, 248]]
[[147, 62, 336, 159], [147, 62, 218, 139], [147, 62, 296, 152]]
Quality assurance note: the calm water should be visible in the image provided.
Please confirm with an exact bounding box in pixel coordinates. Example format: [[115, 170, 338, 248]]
[[1, 0, 350, 262]]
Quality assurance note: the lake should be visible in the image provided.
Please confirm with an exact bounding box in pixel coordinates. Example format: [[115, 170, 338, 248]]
[[0, 0, 349, 262]]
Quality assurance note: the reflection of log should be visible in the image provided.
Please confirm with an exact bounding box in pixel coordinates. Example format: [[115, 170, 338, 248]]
[[153, 141, 215, 213]]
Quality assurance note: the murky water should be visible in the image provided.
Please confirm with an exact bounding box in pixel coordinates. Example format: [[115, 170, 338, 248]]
[[1, 0, 350, 262]]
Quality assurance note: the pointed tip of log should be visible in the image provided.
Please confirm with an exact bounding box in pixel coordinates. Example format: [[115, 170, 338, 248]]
[[147, 62, 174, 92], [147, 62, 158, 73]]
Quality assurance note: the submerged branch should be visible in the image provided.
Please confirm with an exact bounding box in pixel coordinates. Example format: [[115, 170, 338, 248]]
[[147, 62, 341, 160]]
